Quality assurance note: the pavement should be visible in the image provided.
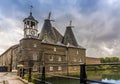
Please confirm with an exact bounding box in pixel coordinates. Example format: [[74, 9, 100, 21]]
[[0, 72, 27, 84]]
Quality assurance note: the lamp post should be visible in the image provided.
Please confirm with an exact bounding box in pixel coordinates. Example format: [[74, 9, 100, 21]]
[[17, 64, 23, 78]]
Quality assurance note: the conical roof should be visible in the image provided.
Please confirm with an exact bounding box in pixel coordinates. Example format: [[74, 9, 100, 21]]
[[62, 25, 78, 46], [39, 12, 63, 43], [39, 19, 57, 43]]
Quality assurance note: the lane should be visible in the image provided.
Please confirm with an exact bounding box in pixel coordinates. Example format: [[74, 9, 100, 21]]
[[0, 72, 25, 84]]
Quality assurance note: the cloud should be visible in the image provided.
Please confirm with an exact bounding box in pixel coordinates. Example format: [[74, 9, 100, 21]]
[[1, 0, 120, 57]]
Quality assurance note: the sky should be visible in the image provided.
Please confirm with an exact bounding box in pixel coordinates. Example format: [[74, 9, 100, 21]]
[[0, 0, 120, 57]]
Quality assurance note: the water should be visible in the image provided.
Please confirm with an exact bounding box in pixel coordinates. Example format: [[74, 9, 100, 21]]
[[87, 70, 120, 84]]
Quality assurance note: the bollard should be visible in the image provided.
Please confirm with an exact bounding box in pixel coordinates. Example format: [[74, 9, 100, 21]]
[[80, 63, 87, 84]]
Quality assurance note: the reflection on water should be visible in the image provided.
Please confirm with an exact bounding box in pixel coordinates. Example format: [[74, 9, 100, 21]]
[[87, 70, 120, 84]]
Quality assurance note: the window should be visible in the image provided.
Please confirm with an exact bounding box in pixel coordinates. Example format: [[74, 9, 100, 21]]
[[77, 50, 79, 54], [33, 44, 37, 47], [58, 56, 62, 61], [79, 58, 82, 62], [33, 53, 37, 60], [74, 66, 77, 71], [54, 47, 56, 52], [50, 66, 53, 71], [73, 58, 77, 62], [58, 66, 62, 71], [49, 56, 53, 61], [33, 65, 37, 71]]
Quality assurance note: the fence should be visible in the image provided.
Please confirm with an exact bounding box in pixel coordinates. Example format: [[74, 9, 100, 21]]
[[18, 63, 120, 84]]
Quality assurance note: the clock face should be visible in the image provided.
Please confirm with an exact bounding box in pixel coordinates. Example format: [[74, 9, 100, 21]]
[[31, 31, 35, 35]]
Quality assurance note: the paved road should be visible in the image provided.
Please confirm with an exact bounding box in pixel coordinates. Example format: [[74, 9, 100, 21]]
[[0, 72, 25, 84], [0, 72, 9, 84]]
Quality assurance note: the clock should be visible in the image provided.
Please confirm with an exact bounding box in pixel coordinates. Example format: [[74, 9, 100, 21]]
[[31, 31, 35, 35]]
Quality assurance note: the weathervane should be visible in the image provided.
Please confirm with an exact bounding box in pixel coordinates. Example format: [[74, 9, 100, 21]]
[[30, 5, 33, 14], [69, 20, 74, 28], [48, 12, 51, 20], [47, 12, 55, 22]]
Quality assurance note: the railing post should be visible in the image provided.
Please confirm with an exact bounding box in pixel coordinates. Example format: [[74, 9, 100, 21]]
[[28, 67, 32, 82], [20, 68, 22, 77], [41, 66, 45, 84], [80, 63, 87, 84]]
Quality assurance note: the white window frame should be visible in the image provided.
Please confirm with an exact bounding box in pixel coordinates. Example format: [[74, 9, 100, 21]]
[[49, 56, 53, 61], [33, 53, 37, 60], [73, 58, 77, 62], [50, 66, 53, 71], [73, 66, 77, 71], [58, 56, 62, 61], [79, 58, 82, 62], [77, 50, 79, 54], [33, 65, 37, 71], [33, 44, 37, 47], [58, 66, 62, 71], [54, 47, 56, 52]]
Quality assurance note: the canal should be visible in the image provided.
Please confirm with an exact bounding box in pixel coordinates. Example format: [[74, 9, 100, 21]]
[[88, 70, 120, 84], [45, 70, 120, 84]]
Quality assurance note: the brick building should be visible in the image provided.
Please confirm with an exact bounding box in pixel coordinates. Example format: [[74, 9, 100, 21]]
[[86, 57, 100, 64], [0, 10, 86, 74]]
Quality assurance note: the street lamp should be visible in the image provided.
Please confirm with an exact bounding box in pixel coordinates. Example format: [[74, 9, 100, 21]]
[[17, 64, 23, 78]]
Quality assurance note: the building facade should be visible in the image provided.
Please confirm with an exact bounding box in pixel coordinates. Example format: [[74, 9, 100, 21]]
[[0, 10, 86, 74]]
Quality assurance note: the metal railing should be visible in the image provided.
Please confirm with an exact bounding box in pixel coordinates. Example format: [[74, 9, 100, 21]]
[[18, 62, 120, 84]]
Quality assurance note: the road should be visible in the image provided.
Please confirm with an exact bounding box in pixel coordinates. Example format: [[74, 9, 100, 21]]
[[0, 72, 25, 84]]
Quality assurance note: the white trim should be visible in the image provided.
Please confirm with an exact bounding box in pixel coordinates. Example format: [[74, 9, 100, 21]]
[[58, 56, 62, 61], [58, 66, 62, 71], [50, 66, 53, 71]]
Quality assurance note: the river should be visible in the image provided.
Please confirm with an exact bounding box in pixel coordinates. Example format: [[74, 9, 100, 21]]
[[87, 70, 120, 84]]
